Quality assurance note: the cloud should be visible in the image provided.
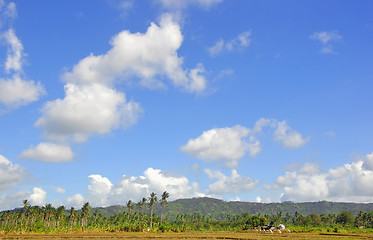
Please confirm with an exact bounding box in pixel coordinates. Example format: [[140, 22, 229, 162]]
[[62, 14, 207, 93], [29, 187, 47, 206], [66, 194, 85, 208], [205, 169, 258, 195], [209, 31, 251, 56], [181, 118, 308, 168], [0, 74, 45, 109], [54, 186, 66, 194], [267, 152, 373, 202], [0, 191, 28, 211], [181, 125, 253, 168], [273, 121, 309, 148], [0, 154, 27, 191], [156, 0, 222, 10], [0, 5, 45, 110], [20, 142, 74, 163], [310, 30, 342, 54], [76, 168, 200, 207], [35, 84, 142, 142], [36, 14, 206, 144]]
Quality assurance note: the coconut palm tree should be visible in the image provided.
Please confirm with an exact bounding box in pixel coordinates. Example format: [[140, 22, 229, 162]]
[[160, 191, 169, 225], [81, 202, 91, 227], [149, 192, 158, 229], [126, 200, 133, 220]]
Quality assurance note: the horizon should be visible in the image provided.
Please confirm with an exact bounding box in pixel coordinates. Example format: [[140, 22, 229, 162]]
[[0, 0, 373, 211]]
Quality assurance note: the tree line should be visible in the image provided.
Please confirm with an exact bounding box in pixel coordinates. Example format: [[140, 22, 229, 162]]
[[2, 192, 373, 234]]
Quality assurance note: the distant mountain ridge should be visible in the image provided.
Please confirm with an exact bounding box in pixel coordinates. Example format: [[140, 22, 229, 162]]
[[96, 197, 373, 220]]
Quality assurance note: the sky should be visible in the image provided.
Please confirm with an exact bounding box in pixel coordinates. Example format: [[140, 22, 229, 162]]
[[0, 0, 373, 210]]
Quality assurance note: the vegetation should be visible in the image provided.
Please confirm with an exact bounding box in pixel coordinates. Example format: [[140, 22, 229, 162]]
[[2, 195, 373, 234]]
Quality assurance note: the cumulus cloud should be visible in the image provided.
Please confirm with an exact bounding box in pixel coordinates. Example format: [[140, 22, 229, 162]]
[[205, 169, 258, 195], [0, 154, 27, 191], [209, 31, 251, 56], [181, 125, 253, 168], [62, 14, 207, 93], [36, 14, 206, 144], [273, 121, 309, 148], [310, 30, 342, 54], [267, 152, 373, 202], [66, 194, 85, 208], [35, 84, 142, 142], [79, 168, 200, 207], [181, 118, 308, 168], [0, 4, 45, 110], [29, 187, 47, 206], [0, 74, 45, 108], [20, 142, 74, 163]]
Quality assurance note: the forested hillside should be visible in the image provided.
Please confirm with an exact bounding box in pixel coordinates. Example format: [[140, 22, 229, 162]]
[[96, 197, 373, 220]]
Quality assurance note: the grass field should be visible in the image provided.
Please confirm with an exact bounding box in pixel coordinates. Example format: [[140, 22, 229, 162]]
[[1, 231, 373, 240]]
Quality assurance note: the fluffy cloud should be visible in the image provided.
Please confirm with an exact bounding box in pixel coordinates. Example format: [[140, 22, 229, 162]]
[[0, 74, 45, 108], [181, 118, 308, 168], [62, 14, 206, 93], [205, 169, 258, 195], [35, 84, 141, 142], [0, 154, 27, 191], [29, 187, 47, 206], [209, 31, 251, 56], [66, 194, 85, 208], [36, 14, 206, 144], [310, 30, 342, 54], [273, 121, 309, 148], [181, 125, 253, 168], [268, 152, 373, 202], [20, 142, 74, 163], [0, 5, 45, 109], [79, 168, 200, 207]]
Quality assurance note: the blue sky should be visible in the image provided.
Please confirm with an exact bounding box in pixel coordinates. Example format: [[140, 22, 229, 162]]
[[0, 0, 373, 210]]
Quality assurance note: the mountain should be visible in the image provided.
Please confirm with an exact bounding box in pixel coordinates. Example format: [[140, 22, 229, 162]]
[[95, 197, 373, 220]]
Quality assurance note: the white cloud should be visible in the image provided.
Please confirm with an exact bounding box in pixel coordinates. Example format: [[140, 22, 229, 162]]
[[54, 186, 66, 194], [0, 154, 26, 191], [79, 168, 200, 207], [29, 187, 47, 206], [269, 152, 373, 202], [0, 6, 45, 110], [181, 125, 252, 168], [0, 191, 28, 211], [311, 31, 342, 44], [0, 74, 45, 108], [181, 118, 308, 168], [273, 121, 309, 149], [62, 14, 207, 93], [205, 169, 258, 195], [156, 0, 222, 10], [36, 14, 206, 144], [363, 153, 373, 171], [310, 30, 342, 54], [209, 31, 251, 56], [2, 28, 23, 72], [20, 142, 74, 163], [66, 194, 85, 208], [35, 84, 141, 142]]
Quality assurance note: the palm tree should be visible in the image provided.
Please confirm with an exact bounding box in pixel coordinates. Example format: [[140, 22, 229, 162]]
[[160, 191, 169, 225], [141, 197, 147, 221], [126, 200, 133, 220], [81, 202, 91, 227], [149, 192, 158, 229], [69, 207, 77, 227]]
